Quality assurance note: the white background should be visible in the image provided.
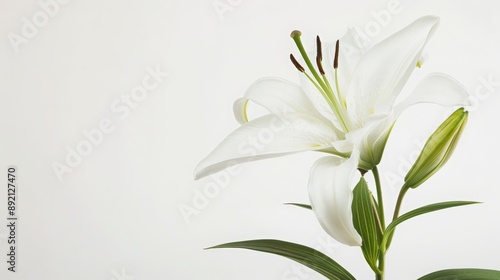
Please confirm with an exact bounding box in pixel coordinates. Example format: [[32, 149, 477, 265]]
[[0, 0, 499, 279]]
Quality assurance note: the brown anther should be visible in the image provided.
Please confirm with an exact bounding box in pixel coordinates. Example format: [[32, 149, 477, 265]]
[[334, 39, 340, 69], [290, 54, 305, 72], [316, 36, 323, 61], [316, 57, 325, 75], [315, 36, 325, 75]]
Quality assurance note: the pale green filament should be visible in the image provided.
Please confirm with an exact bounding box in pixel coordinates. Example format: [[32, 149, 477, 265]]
[[334, 69, 346, 110], [322, 74, 335, 101]]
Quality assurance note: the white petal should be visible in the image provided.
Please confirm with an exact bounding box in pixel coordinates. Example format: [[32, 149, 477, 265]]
[[194, 113, 337, 179], [367, 118, 393, 166], [233, 77, 323, 125], [347, 116, 393, 167], [394, 73, 471, 117], [331, 139, 354, 154], [346, 16, 440, 127], [308, 151, 362, 246]]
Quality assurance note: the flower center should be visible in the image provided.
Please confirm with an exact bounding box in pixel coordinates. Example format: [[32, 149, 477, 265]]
[[289, 31, 352, 133]]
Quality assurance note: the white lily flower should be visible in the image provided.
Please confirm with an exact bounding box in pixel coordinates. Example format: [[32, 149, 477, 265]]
[[194, 16, 470, 245], [195, 16, 469, 179]]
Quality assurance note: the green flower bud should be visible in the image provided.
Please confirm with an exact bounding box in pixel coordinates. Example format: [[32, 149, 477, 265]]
[[404, 108, 468, 189]]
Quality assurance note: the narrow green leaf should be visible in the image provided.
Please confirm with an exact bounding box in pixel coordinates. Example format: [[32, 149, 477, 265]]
[[207, 239, 355, 280], [351, 177, 380, 273], [418, 268, 500, 280], [381, 201, 479, 251], [285, 203, 312, 210]]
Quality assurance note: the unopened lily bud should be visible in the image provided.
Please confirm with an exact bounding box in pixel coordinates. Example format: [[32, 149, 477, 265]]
[[404, 108, 468, 189]]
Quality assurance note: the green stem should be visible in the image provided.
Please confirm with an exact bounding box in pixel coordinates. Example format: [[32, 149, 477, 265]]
[[373, 166, 386, 280], [375, 244, 385, 280], [393, 185, 409, 221], [375, 268, 384, 280], [373, 166, 385, 229], [386, 185, 409, 249]]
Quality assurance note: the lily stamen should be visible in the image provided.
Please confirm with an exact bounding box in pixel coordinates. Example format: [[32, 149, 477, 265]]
[[316, 36, 323, 62], [290, 54, 305, 72], [316, 36, 337, 102], [316, 57, 325, 75], [291, 31, 351, 132], [334, 39, 340, 69], [333, 40, 346, 109]]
